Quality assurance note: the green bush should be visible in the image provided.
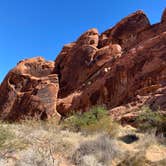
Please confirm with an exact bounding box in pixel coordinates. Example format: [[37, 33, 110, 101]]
[[135, 106, 166, 136], [63, 106, 119, 136]]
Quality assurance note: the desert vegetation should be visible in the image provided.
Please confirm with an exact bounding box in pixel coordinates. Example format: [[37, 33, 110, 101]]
[[135, 106, 166, 137], [0, 106, 165, 166], [62, 106, 119, 136]]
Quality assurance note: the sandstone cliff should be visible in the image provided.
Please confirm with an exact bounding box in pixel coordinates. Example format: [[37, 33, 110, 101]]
[[0, 9, 165, 121]]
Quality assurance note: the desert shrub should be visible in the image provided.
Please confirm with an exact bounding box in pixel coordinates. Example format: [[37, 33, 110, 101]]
[[0, 124, 15, 150], [118, 150, 166, 166], [72, 134, 121, 166], [135, 106, 166, 136], [15, 147, 59, 166], [78, 155, 103, 166], [63, 106, 119, 136], [0, 124, 15, 149], [19, 116, 60, 134], [0, 123, 28, 153], [157, 159, 166, 166], [139, 132, 158, 149], [117, 151, 150, 166]]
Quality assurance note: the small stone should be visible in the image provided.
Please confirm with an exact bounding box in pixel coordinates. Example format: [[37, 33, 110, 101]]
[[87, 81, 92, 85], [104, 68, 108, 73]]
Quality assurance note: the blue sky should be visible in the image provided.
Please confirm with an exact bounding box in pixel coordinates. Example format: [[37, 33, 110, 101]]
[[0, 0, 165, 82]]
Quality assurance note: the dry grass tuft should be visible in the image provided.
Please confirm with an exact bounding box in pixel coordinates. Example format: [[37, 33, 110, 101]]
[[72, 134, 121, 166]]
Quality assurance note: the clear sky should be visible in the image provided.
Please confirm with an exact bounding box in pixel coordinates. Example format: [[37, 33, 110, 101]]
[[0, 0, 165, 82]]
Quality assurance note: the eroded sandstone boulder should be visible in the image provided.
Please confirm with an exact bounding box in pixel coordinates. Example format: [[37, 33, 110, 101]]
[[0, 57, 60, 121], [77, 28, 99, 47], [54, 28, 119, 98]]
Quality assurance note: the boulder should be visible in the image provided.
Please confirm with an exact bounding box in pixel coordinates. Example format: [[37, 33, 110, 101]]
[[110, 44, 122, 58], [0, 57, 60, 121], [54, 28, 114, 98], [77, 28, 99, 47]]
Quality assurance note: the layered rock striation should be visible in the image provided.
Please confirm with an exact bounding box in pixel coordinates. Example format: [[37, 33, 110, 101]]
[[0, 57, 60, 121], [0, 9, 166, 121]]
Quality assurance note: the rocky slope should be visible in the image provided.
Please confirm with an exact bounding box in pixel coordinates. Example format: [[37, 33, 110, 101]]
[[0, 9, 166, 121]]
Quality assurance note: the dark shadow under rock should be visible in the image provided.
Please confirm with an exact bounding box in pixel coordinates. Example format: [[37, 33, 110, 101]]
[[119, 134, 139, 144]]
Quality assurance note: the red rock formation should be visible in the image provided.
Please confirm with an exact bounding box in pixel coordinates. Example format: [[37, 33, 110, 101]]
[[98, 10, 150, 49], [0, 9, 166, 121], [161, 8, 166, 22], [55, 9, 166, 117], [0, 57, 60, 121]]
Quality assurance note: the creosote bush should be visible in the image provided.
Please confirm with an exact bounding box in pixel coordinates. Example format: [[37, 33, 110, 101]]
[[135, 106, 166, 137], [63, 106, 120, 136]]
